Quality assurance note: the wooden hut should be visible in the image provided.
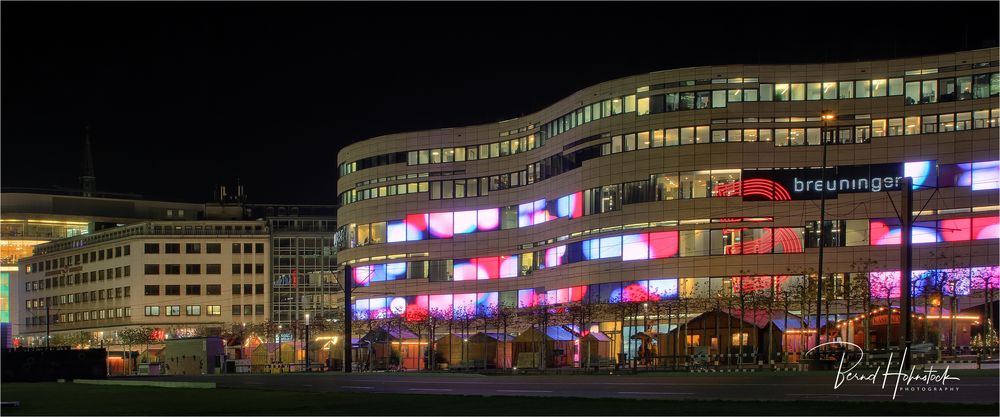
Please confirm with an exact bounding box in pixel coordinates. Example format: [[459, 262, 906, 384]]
[[361, 326, 424, 370], [658, 309, 802, 365], [467, 332, 514, 369], [579, 332, 612, 367], [433, 333, 469, 368], [511, 326, 577, 368]]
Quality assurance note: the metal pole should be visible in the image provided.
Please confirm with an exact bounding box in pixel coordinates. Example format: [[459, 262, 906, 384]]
[[815, 115, 831, 356], [305, 314, 311, 371], [900, 177, 914, 368], [343, 265, 353, 373], [45, 302, 50, 350]]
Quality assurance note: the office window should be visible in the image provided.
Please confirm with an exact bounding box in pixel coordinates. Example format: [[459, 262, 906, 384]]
[[244, 283, 253, 294], [822, 82, 837, 99], [955, 112, 972, 131], [905, 81, 920, 104], [972, 74, 996, 98], [790, 83, 805, 101], [206, 284, 221, 295], [231, 243, 241, 254], [255, 243, 264, 253], [680, 230, 711, 257], [871, 119, 886, 137], [232, 284, 241, 295], [838, 81, 854, 99], [165, 264, 180, 275], [166, 305, 181, 316], [184, 284, 201, 295], [727, 89, 742, 103], [712, 90, 726, 108], [144, 306, 160, 316], [759, 84, 773, 101], [144, 244, 159, 254], [232, 264, 241, 274], [207, 305, 221, 316], [243, 243, 252, 253], [758, 129, 773, 142], [232, 305, 242, 315], [855, 80, 871, 98], [921, 80, 938, 103], [774, 83, 789, 101], [711, 130, 726, 143], [205, 243, 221, 254], [244, 305, 253, 316], [887, 118, 904, 136], [144, 264, 159, 275], [206, 264, 221, 274], [871, 79, 887, 97], [186, 305, 201, 316], [904, 116, 921, 135], [144, 285, 159, 296], [679, 92, 695, 110], [255, 304, 265, 315], [807, 82, 822, 100], [774, 128, 790, 146], [939, 113, 955, 132], [695, 126, 709, 144], [922, 115, 938, 133], [185, 243, 201, 254], [255, 283, 265, 294], [185, 264, 201, 274], [743, 129, 758, 142], [255, 264, 264, 274], [727, 129, 742, 143], [165, 243, 180, 254]]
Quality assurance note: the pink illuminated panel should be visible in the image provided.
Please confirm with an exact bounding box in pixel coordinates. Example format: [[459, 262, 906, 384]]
[[939, 218, 972, 242], [428, 294, 453, 317], [428, 212, 454, 239], [477, 208, 500, 231], [648, 231, 679, 259], [517, 289, 537, 308], [453, 210, 478, 234], [972, 216, 999, 240], [477, 256, 500, 280], [621, 233, 650, 261], [499, 255, 519, 278], [405, 213, 428, 241], [453, 293, 477, 317], [452, 259, 478, 281]]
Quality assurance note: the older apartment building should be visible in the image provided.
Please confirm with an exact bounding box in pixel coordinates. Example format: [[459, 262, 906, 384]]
[[16, 221, 270, 345]]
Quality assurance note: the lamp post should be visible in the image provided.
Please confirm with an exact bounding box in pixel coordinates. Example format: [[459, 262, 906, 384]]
[[305, 313, 311, 371], [277, 324, 283, 372], [816, 111, 836, 358]]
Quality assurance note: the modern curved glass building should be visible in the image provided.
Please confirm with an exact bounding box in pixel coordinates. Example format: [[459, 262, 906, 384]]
[[336, 48, 999, 368]]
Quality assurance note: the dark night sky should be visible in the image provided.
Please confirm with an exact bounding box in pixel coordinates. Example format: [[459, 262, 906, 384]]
[[3, 2, 998, 204]]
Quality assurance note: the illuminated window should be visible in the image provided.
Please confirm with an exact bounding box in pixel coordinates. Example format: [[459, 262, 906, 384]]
[[807, 82, 822, 100], [921, 80, 938, 104], [686, 334, 701, 347], [790, 83, 805, 101], [838, 81, 854, 99], [872, 79, 887, 97], [822, 82, 837, 100], [731, 333, 749, 346], [774, 83, 790, 101]]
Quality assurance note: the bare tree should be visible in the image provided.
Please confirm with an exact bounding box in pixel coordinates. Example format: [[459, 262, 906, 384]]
[[850, 257, 879, 351]]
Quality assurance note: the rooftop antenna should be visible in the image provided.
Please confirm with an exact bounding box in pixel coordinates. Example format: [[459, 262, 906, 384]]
[[80, 126, 97, 197]]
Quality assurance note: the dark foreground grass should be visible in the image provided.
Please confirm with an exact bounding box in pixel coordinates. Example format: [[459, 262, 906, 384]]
[[1, 382, 996, 416]]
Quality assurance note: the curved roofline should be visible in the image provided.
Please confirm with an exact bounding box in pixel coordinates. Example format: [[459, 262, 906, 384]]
[[339, 47, 997, 157]]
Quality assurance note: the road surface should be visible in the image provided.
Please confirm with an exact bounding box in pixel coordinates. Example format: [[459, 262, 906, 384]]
[[126, 371, 1000, 403]]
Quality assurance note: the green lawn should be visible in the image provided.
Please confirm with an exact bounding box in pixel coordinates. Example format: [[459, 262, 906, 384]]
[[0, 382, 996, 415]]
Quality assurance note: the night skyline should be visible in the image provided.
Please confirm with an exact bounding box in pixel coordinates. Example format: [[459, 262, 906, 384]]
[[3, 2, 998, 204]]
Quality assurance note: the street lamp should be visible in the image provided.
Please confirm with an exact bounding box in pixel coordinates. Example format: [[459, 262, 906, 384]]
[[278, 324, 283, 371], [816, 111, 836, 358]]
